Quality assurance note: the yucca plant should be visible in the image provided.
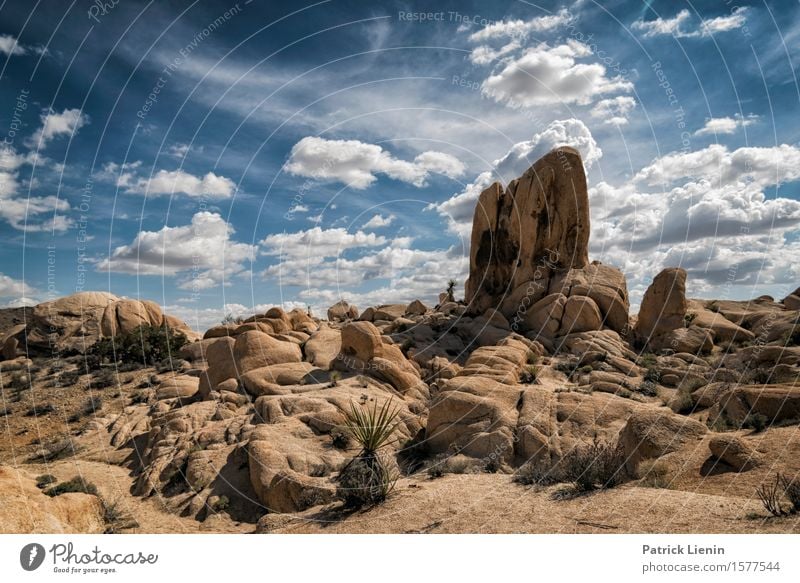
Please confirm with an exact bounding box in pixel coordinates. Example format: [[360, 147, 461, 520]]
[[336, 400, 400, 507]]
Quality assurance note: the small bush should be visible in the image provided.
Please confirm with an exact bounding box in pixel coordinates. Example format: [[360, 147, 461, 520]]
[[669, 387, 694, 414], [742, 413, 768, 433], [336, 400, 400, 507], [638, 353, 658, 368], [684, 313, 697, 327], [519, 365, 539, 384], [636, 381, 658, 397], [25, 403, 56, 417], [35, 474, 57, 489], [526, 351, 539, 365], [81, 395, 103, 417], [328, 371, 341, 388], [45, 476, 98, 497], [211, 495, 230, 512], [513, 461, 561, 487], [757, 474, 791, 517], [86, 324, 188, 371], [559, 437, 627, 492], [330, 429, 351, 450]]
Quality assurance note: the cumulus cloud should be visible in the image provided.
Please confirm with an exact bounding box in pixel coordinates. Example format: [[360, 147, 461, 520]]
[[97, 161, 236, 198], [363, 214, 395, 229], [261, 226, 388, 261], [478, 40, 632, 107], [431, 119, 602, 236], [590, 140, 800, 307], [26, 108, 89, 148], [0, 143, 71, 231], [0, 272, 37, 303], [98, 212, 256, 289], [694, 113, 758, 136], [590, 96, 637, 125], [633, 8, 748, 39], [284, 136, 465, 189], [633, 143, 800, 187]]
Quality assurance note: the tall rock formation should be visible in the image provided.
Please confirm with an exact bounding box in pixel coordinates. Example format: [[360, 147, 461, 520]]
[[465, 147, 629, 339]]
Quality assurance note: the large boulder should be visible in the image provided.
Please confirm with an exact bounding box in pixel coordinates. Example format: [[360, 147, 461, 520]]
[[634, 268, 688, 350], [619, 409, 707, 473], [0, 466, 105, 533], [465, 147, 590, 315], [12, 292, 198, 355], [463, 148, 629, 338], [327, 300, 358, 322]]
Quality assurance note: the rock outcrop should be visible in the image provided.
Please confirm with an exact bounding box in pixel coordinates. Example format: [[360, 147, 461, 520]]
[[327, 300, 358, 322], [1, 291, 198, 357], [464, 147, 629, 341]]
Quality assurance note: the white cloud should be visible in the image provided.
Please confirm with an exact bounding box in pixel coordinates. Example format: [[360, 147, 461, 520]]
[[467, 9, 573, 43], [0, 144, 71, 231], [26, 108, 89, 148], [701, 8, 749, 36], [260, 227, 468, 310], [168, 143, 192, 159], [99, 212, 256, 289], [362, 214, 395, 229], [0, 34, 26, 56], [633, 8, 748, 39], [284, 136, 465, 189], [479, 40, 633, 107], [431, 118, 602, 236], [97, 162, 236, 199], [261, 226, 388, 261], [633, 143, 800, 187], [694, 113, 758, 136], [0, 272, 37, 302], [590, 96, 637, 125]]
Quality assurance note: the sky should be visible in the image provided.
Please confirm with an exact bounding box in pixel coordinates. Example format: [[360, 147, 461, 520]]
[[0, 0, 799, 331]]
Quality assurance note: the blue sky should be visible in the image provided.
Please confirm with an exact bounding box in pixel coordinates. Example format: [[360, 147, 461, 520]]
[[1, 0, 799, 330]]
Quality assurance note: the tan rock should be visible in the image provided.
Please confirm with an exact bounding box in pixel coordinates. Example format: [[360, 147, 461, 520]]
[[327, 300, 358, 321], [708, 435, 762, 471], [304, 325, 342, 370], [620, 409, 707, 472], [466, 147, 590, 315]]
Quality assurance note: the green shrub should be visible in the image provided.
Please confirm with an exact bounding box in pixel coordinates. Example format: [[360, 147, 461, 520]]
[[86, 325, 188, 371], [513, 461, 561, 487], [559, 437, 627, 492], [45, 476, 98, 497], [330, 428, 351, 450], [742, 413, 768, 433], [336, 400, 400, 507], [211, 495, 230, 512], [35, 474, 57, 489], [638, 353, 658, 368], [519, 365, 539, 384]]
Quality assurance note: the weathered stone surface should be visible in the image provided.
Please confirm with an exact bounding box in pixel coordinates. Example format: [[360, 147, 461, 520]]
[[708, 435, 762, 471], [327, 300, 358, 322], [406, 300, 428, 316], [17, 292, 199, 354], [304, 324, 341, 370], [620, 409, 707, 472], [0, 465, 105, 533], [635, 268, 688, 350], [466, 147, 590, 315]]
